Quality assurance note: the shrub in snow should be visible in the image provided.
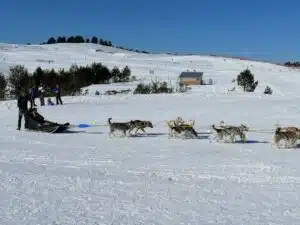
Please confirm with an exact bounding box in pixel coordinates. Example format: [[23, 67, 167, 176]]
[[105, 90, 118, 95], [134, 83, 151, 94], [134, 80, 174, 94], [151, 81, 173, 93], [237, 69, 258, 92], [264, 86, 273, 95], [83, 89, 89, 95], [176, 84, 191, 93], [104, 89, 131, 95], [130, 76, 137, 82], [119, 89, 131, 94]]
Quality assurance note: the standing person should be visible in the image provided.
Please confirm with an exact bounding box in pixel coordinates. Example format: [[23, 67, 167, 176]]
[[38, 83, 45, 106], [17, 87, 30, 130], [53, 84, 63, 105], [28, 86, 37, 108]]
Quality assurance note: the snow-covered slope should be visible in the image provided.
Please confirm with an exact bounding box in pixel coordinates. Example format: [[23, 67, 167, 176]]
[[1, 43, 300, 225], [0, 42, 299, 96]]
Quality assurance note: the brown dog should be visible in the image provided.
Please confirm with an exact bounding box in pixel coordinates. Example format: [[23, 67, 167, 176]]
[[273, 127, 298, 148]]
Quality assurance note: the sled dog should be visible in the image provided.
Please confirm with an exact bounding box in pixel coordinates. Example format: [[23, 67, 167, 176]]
[[167, 123, 197, 138], [219, 121, 249, 142], [211, 124, 235, 142], [107, 118, 133, 137], [279, 126, 300, 136], [128, 120, 153, 135], [166, 120, 177, 136], [273, 127, 298, 148], [166, 117, 195, 137], [175, 117, 195, 126]]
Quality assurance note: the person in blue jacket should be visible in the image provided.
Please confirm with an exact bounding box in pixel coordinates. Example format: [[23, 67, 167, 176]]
[[53, 84, 63, 105]]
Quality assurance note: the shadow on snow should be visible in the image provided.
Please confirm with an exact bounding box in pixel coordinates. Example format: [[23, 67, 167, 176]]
[[129, 132, 166, 138], [60, 130, 104, 135], [235, 140, 270, 144]]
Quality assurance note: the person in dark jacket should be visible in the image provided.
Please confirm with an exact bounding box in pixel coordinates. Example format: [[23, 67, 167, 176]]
[[53, 84, 63, 105], [28, 87, 37, 108], [17, 89, 30, 130]]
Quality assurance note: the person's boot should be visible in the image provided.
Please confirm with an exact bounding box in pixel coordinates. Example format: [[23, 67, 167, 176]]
[[24, 120, 29, 129]]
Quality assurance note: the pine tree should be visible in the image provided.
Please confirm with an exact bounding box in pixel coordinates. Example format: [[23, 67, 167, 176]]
[[121, 66, 131, 82], [47, 37, 56, 44], [237, 69, 254, 91], [91, 36, 98, 44], [8, 65, 31, 95], [111, 67, 121, 82]]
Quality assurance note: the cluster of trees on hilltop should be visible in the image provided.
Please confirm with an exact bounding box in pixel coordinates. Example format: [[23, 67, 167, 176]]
[[0, 63, 132, 99], [38, 35, 150, 54], [44, 36, 113, 46], [284, 61, 300, 68]]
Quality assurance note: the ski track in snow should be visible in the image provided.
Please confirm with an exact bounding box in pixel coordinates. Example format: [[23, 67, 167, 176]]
[[1, 43, 300, 224]]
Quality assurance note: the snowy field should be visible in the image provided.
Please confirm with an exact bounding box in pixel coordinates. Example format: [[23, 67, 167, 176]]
[[1, 43, 300, 224]]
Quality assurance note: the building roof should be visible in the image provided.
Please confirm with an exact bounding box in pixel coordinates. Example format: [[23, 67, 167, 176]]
[[179, 72, 203, 78]]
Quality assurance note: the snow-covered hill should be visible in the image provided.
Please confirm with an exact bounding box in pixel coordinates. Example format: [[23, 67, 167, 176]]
[[0, 42, 299, 96], [1, 43, 300, 225]]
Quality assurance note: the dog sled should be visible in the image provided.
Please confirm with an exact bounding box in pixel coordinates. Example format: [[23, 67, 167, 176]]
[[26, 108, 70, 133]]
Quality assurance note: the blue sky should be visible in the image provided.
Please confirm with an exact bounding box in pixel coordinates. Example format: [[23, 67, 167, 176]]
[[0, 0, 299, 62]]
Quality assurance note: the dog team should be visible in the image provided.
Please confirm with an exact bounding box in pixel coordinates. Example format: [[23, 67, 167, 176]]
[[107, 117, 197, 139], [107, 117, 300, 149]]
